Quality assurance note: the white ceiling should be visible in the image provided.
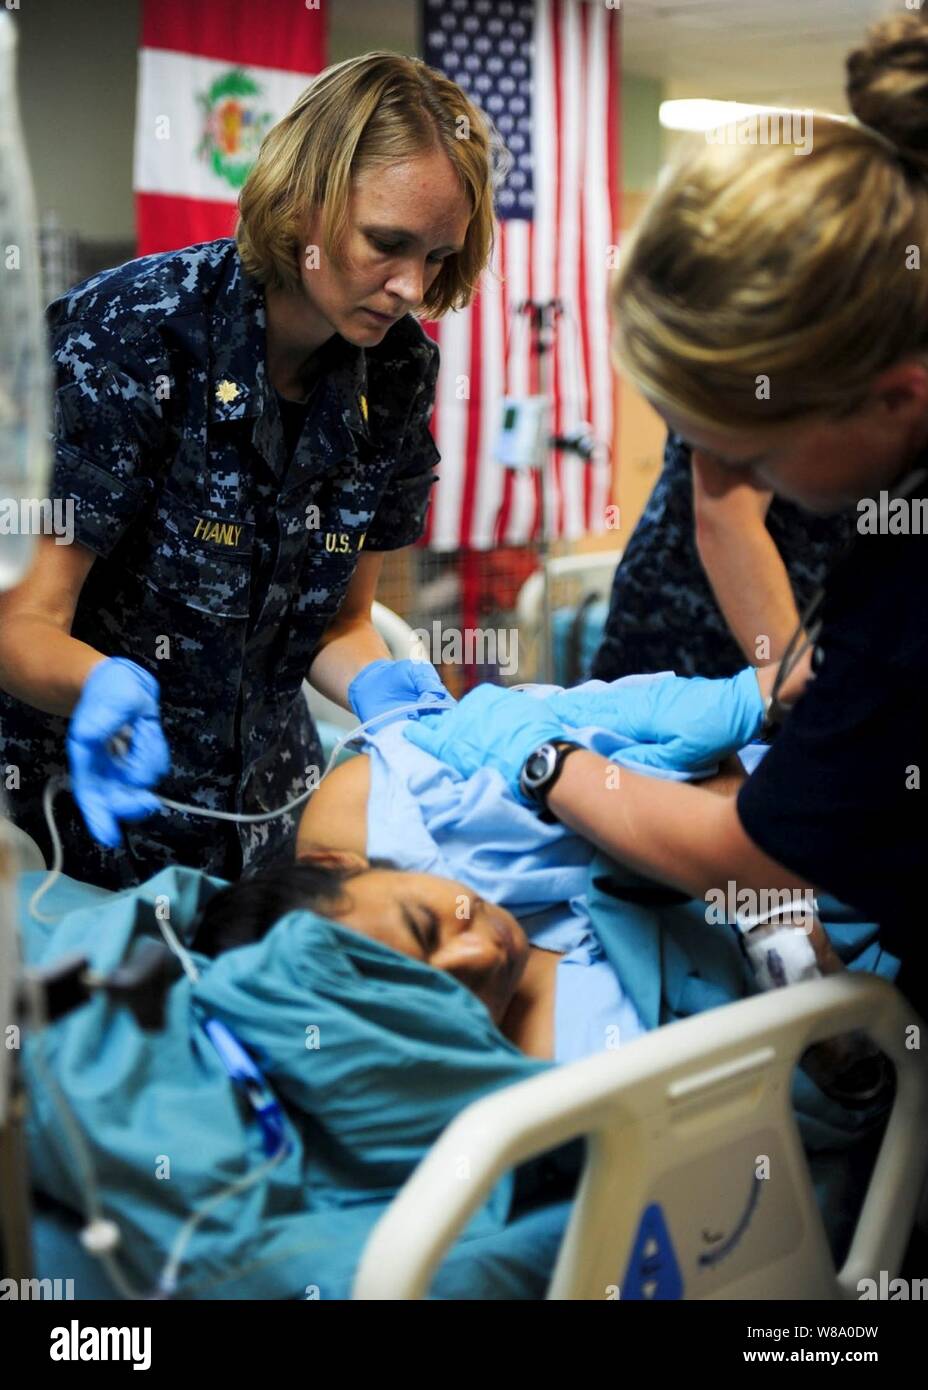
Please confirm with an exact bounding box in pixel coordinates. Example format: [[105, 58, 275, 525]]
[[623, 0, 893, 110]]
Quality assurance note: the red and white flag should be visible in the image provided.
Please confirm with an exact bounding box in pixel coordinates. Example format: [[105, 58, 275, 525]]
[[134, 0, 326, 256], [420, 0, 621, 551]]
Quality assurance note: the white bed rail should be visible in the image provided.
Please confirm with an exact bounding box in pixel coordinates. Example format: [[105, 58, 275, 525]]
[[514, 548, 623, 633], [353, 974, 928, 1300]]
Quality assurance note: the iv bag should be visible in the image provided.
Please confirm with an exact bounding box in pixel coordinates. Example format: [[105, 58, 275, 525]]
[[0, 10, 52, 591]]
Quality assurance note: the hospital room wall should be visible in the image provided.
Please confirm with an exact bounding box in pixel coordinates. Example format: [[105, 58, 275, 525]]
[[613, 74, 668, 550], [16, 0, 139, 243]]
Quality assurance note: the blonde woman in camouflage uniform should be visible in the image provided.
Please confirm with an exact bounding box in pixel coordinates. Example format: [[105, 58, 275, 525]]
[[0, 53, 500, 889]]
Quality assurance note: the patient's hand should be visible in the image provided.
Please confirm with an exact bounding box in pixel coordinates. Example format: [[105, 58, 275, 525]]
[[296, 753, 371, 859]]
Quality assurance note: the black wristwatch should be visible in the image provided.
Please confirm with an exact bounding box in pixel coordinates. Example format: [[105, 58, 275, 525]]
[[519, 739, 583, 822]]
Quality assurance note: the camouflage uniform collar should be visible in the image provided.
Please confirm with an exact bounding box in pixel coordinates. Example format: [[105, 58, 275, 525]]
[[207, 246, 371, 448]]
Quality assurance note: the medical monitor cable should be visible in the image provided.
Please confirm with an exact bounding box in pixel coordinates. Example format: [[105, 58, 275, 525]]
[[28, 699, 432, 925]]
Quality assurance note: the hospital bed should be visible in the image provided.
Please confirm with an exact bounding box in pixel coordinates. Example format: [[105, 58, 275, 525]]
[[356, 973, 928, 1300], [515, 548, 620, 685], [8, 867, 928, 1300], [3, 592, 927, 1298]]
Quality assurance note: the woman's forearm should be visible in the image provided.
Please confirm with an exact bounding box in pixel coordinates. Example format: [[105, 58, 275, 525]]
[[547, 749, 814, 903], [695, 516, 800, 664], [546, 750, 734, 895], [0, 616, 107, 718], [307, 617, 390, 710]]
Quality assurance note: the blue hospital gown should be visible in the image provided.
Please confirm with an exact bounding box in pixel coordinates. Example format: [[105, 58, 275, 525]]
[[359, 676, 720, 1060]]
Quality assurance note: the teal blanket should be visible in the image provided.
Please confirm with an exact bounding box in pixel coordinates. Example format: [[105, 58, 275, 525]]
[[18, 858, 898, 1297], [19, 866, 550, 1299]]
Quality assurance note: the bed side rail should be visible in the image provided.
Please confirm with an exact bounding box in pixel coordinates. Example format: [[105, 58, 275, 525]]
[[353, 975, 927, 1300]]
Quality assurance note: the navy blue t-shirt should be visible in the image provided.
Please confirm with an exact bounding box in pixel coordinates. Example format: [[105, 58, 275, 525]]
[[737, 471, 927, 1015], [275, 389, 311, 463]]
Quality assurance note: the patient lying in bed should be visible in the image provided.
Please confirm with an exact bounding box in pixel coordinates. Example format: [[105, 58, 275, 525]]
[[196, 847, 557, 1056], [193, 688, 845, 1071], [196, 680, 755, 1060]]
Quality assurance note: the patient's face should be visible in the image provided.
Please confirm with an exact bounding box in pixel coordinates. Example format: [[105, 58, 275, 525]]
[[325, 869, 529, 1024]]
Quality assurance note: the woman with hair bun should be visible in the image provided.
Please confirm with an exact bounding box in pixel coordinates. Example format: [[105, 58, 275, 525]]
[[405, 12, 928, 1020], [0, 53, 498, 889]]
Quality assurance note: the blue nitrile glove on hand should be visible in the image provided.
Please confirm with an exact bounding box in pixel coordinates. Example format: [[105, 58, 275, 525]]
[[67, 657, 171, 848], [546, 667, 765, 772], [403, 683, 568, 802], [348, 657, 456, 729]]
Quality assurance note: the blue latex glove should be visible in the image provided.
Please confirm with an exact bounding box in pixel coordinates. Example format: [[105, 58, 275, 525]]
[[348, 657, 456, 728], [403, 683, 567, 802], [546, 667, 765, 772], [67, 657, 171, 848]]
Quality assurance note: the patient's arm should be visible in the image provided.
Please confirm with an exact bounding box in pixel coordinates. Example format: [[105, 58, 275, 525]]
[[296, 749, 745, 863], [296, 747, 841, 971], [296, 754, 371, 859]]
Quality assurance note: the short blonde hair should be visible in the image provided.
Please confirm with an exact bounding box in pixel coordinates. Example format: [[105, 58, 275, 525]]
[[235, 51, 503, 317], [610, 11, 928, 435]]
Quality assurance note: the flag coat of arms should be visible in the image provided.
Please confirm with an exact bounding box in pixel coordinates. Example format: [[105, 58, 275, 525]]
[[134, 0, 325, 254]]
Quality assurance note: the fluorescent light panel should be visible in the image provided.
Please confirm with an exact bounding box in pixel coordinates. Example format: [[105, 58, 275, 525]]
[[659, 99, 798, 132]]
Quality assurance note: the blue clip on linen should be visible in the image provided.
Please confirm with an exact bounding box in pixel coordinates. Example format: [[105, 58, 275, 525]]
[[201, 1016, 289, 1157]]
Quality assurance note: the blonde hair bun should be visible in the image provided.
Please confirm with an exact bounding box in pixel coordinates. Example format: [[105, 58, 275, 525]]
[[847, 10, 928, 175]]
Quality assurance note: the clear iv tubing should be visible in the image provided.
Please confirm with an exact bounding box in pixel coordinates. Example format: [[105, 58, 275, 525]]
[[20, 697, 439, 1299], [27, 698, 433, 926]]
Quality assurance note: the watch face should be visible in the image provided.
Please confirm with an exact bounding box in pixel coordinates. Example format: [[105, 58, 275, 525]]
[[525, 750, 550, 784]]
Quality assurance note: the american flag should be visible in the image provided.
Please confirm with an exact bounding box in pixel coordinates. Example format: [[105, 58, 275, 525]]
[[419, 0, 621, 551]]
